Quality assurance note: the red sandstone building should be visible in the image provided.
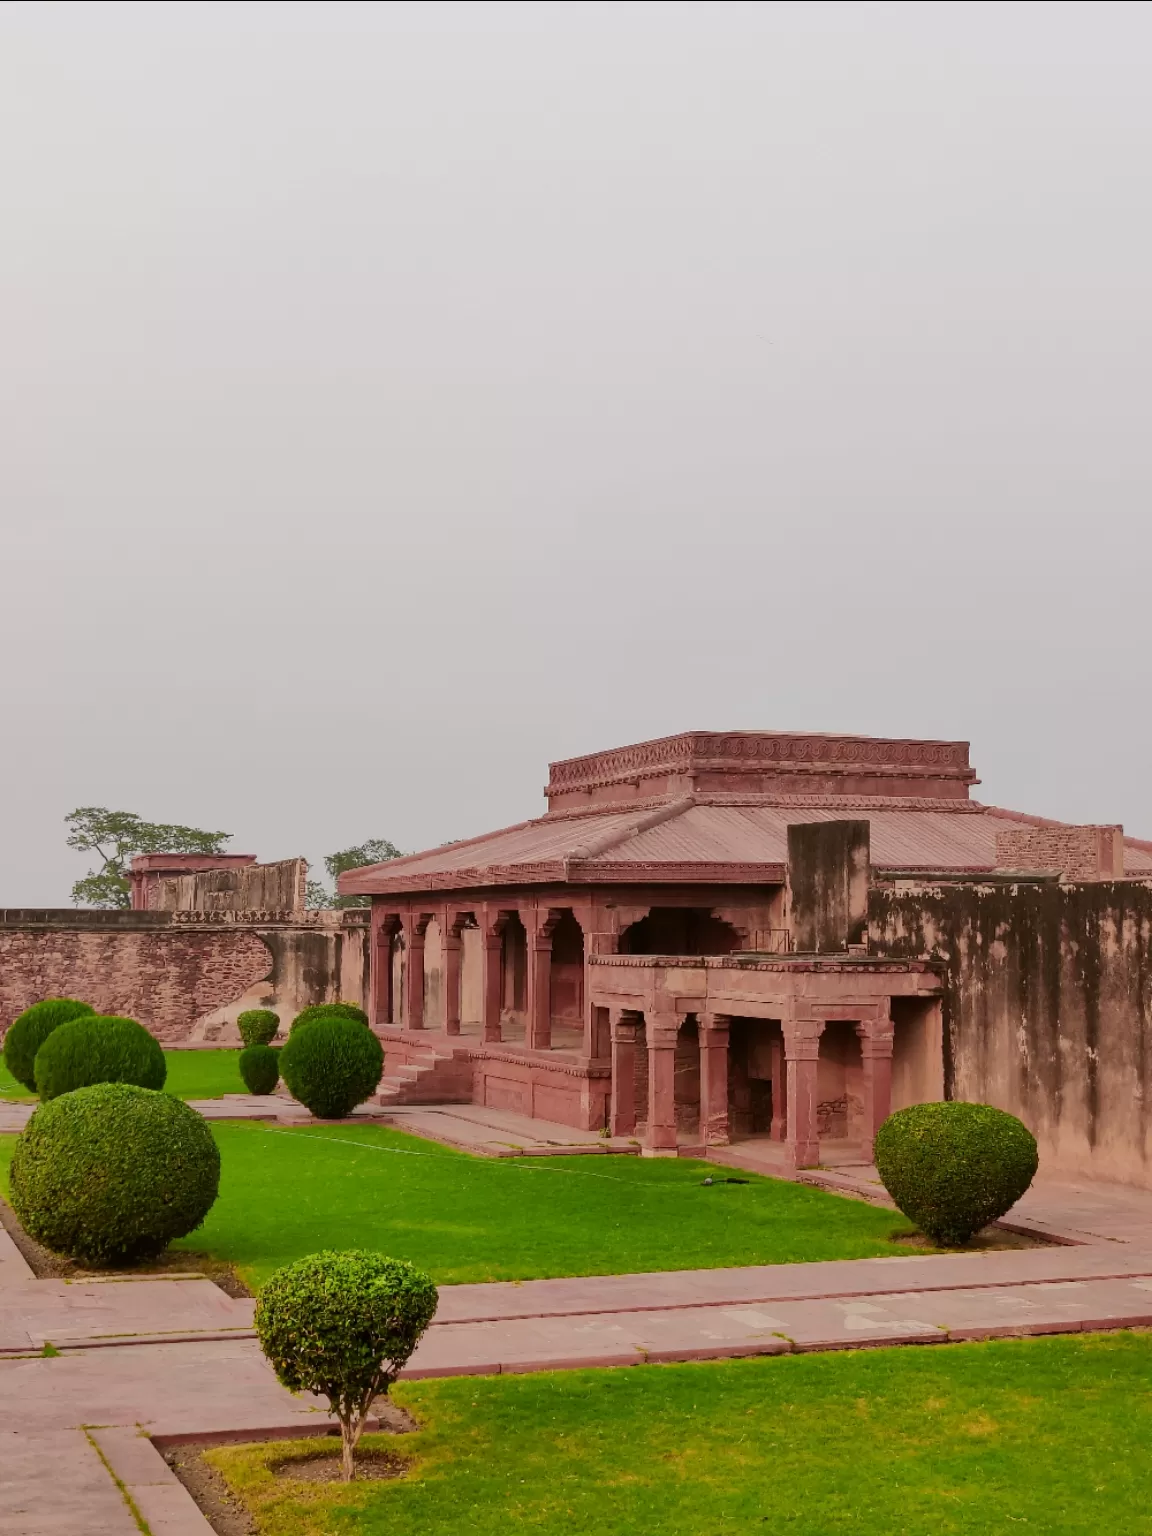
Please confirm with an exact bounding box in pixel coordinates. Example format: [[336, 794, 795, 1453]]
[[340, 731, 1152, 1179]]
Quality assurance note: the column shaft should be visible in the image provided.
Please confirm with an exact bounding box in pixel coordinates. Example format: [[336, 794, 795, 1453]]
[[481, 931, 503, 1043], [857, 1012, 895, 1150], [645, 1016, 680, 1153], [698, 1015, 731, 1146], [443, 928, 462, 1036], [784, 1022, 822, 1168], [609, 1015, 639, 1136], [527, 938, 552, 1051], [404, 925, 426, 1030]]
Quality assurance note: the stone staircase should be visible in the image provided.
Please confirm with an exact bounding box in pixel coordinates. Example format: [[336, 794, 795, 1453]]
[[376, 1043, 474, 1107]]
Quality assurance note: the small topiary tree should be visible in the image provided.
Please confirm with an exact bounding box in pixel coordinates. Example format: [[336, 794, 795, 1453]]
[[279, 1016, 383, 1118], [3, 999, 95, 1091], [239, 1043, 280, 1095], [256, 1251, 437, 1480], [34, 1015, 166, 1101], [290, 1002, 370, 1033], [237, 1009, 280, 1047], [9, 1082, 221, 1265], [874, 1101, 1039, 1246]]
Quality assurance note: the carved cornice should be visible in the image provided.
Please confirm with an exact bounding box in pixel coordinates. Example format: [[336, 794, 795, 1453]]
[[589, 953, 940, 976]]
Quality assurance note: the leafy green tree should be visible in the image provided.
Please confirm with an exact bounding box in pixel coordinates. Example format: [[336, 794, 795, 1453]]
[[306, 839, 402, 909], [66, 808, 231, 909]]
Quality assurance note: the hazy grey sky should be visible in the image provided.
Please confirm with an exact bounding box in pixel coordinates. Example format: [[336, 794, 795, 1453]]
[[2, 0, 1150, 904]]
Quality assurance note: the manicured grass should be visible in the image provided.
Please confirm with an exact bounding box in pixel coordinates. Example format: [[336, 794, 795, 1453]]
[[183, 1121, 912, 1287], [0, 1048, 245, 1103], [0, 1060, 35, 1100], [208, 1332, 1152, 1534], [159, 1048, 247, 1100], [0, 1118, 915, 1288]]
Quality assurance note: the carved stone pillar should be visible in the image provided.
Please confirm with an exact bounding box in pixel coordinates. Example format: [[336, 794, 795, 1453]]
[[442, 915, 463, 1036], [769, 1031, 786, 1141], [645, 1013, 680, 1154], [527, 911, 555, 1052], [481, 916, 505, 1044], [784, 1018, 823, 1168], [403, 915, 428, 1030], [698, 1013, 731, 1146], [857, 1007, 895, 1152], [609, 1011, 641, 1136]]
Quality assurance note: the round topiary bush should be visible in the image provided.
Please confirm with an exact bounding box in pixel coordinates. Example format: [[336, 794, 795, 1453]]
[[9, 1082, 221, 1265], [874, 1101, 1039, 1247], [279, 1016, 383, 1119], [239, 1043, 280, 1095], [256, 1250, 437, 1480], [3, 998, 95, 1091], [237, 1009, 280, 1047], [34, 1015, 166, 1101], [290, 1002, 370, 1033]]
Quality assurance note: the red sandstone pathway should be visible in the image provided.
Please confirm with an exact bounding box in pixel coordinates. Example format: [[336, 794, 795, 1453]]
[[3, 1103, 1152, 1531]]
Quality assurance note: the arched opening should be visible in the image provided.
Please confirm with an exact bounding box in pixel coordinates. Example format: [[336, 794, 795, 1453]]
[[423, 917, 443, 1029], [549, 910, 585, 1035], [389, 931, 405, 1026], [618, 908, 740, 956], [727, 1018, 783, 1139], [817, 1021, 864, 1143]]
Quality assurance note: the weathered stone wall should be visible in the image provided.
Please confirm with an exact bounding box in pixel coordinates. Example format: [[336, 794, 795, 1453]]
[[871, 878, 1152, 1187], [152, 858, 307, 913], [787, 820, 870, 953], [0, 910, 370, 1044]]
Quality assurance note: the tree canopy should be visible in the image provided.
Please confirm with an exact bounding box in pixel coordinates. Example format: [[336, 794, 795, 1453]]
[[305, 839, 402, 909], [66, 808, 231, 908]]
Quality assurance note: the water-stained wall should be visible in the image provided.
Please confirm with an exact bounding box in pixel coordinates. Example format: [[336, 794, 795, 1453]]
[[871, 878, 1152, 1187]]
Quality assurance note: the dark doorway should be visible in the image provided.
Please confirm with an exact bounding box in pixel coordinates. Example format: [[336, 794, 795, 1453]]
[[619, 908, 739, 955]]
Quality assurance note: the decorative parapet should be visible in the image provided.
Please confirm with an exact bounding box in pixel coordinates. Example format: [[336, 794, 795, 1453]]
[[546, 730, 977, 806]]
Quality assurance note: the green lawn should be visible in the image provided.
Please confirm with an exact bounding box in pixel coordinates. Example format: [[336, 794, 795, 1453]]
[[209, 1332, 1152, 1534], [0, 1048, 245, 1103], [0, 1119, 914, 1287]]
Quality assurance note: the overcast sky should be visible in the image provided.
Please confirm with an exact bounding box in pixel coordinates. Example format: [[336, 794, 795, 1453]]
[[2, 0, 1150, 904]]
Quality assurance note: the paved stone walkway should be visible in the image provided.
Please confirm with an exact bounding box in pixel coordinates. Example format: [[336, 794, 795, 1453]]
[[4, 1099, 1152, 1531]]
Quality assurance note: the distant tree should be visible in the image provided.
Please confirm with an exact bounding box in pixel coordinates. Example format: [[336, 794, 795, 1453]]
[[306, 839, 402, 909], [66, 808, 231, 909]]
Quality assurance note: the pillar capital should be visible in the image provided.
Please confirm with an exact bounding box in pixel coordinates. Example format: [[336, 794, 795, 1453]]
[[700, 1012, 731, 1043]]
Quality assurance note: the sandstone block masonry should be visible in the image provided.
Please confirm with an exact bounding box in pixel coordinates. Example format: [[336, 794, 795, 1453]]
[[0, 908, 369, 1044]]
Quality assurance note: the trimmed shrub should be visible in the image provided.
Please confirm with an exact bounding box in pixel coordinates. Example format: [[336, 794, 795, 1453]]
[[290, 1002, 370, 1034], [279, 1016, 383, 1119], [3, 999, 95, 1092], [240, 1043, 280, 1095], [874, 1101, 1039, 1247], [9, 1082, 220, 1265], [237, 1009, 280, 1047], [34, 1015, 166, 1101], [256, 1250, 437, 1480]]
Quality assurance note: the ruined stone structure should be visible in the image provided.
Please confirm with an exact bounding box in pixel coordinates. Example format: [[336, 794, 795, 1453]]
[[0, 856, 367, 1043], [341, 731, 1152, 1186]]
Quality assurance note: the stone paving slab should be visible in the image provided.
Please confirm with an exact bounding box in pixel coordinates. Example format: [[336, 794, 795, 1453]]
[[380, 1102, 640, 1155], [91, 1428, 216, 1535], [0, 1277, 255, 1352], [405, 1273, 1152, 1376], [0, 1338, 332, 1438], [0, 1429, 142, 1535], [430, 1243, 1152, 1324]]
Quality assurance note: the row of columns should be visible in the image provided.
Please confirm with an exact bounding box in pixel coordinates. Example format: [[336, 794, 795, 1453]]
[[608, 1007, 894, 1165], [376, 906, 588, 1050]]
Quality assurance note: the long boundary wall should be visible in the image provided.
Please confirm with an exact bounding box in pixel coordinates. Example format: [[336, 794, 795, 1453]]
[[0, 909, 370, 1044]]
